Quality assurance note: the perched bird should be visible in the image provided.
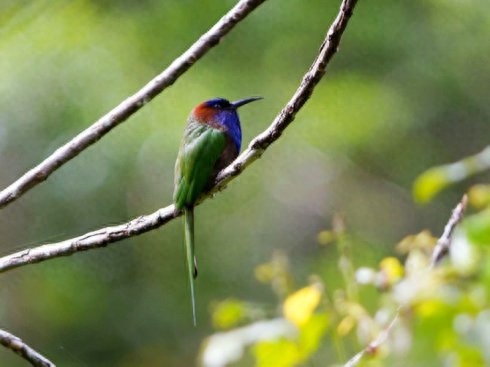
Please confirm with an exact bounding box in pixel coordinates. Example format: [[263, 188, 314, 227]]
[[173, 96, 262, 325]]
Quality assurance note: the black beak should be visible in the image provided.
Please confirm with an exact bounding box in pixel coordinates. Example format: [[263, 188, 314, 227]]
[[231, 96, 263, 109]]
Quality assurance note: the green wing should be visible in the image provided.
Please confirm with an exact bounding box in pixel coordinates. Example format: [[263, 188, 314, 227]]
[[174, 123, 226, 209]]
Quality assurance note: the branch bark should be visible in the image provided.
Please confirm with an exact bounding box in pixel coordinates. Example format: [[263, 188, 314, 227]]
[[0, 0, 266, 209], [0, 328, 55, 367], [430, 194, 467, 268], [0, 0, 359, 274], [0, 205, 177, 273], [214, 0, 358, 188]]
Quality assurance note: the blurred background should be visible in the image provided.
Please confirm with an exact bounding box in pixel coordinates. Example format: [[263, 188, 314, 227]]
[[0, 0, 489, 366]]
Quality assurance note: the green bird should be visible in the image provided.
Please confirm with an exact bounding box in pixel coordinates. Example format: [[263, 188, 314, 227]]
[[173, 96, 262, 325]]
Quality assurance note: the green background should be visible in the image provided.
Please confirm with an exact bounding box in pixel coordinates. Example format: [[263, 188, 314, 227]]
[[0, 0, 489, 366]]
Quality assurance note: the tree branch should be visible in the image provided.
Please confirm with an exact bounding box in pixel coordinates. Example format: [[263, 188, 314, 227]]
[[0, 328, 55, 367], [0, 205, 177, 273], [430, 194, 467, 268], [214, 0, 358, 188], [344, 314, 400, 367], [0, 0, 359, 273], [0, 0, 266, 209], [343, 194, 468, 366]]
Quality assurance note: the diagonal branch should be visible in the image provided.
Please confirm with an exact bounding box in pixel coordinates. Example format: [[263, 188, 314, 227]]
[[0, 328, 55, 367], [430, 194, 467, 268], [0, 0, 359, 274], [0, 205, 177, 273], [214, 0, 359, 188], [0, 0, 266, 209], [216, 0, 357, 187]]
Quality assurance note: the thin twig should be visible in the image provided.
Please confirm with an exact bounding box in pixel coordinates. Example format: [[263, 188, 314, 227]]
[[343, 194, 468, 366], [0, 328, 55, 367], [0, 0, 360, 273], [430, 194, 468, 268], [0, 0, 266, 209], [344, 314, 400, 367]]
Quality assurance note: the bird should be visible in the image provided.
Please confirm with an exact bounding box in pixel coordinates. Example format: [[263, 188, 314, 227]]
[[173, 96, 262, 325]]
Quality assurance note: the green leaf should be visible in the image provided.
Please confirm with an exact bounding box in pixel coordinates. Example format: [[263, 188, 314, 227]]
[[298, 314, 329, 358], [253, 339, 300, 367], [211, 298, 246, 329], [283, 284, 322, 327], [464, 210, 490, 246]]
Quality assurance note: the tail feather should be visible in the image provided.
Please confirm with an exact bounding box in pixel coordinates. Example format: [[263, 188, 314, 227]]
[[184, 208, 197, 325]]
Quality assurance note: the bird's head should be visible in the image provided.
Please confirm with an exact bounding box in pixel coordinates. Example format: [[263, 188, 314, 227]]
[[191, 96, 262, 151], [192, 96, 262, 125]]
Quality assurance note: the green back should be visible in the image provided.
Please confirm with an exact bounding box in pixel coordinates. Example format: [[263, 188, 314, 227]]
[[174, 121, 226, 209]]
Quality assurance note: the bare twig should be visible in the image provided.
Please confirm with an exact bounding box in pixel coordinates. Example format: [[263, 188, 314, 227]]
[[0, 0, 360, 273], [430, 194, 468, 268], [0, 328, 55, 367], [344, 314, 400, 367], [343, 194, 468, 366], [0, 0, 266, 209]]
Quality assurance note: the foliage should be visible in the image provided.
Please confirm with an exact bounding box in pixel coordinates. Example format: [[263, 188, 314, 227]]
[[414, 147, 490, 203], [203, 179, 490, 366]]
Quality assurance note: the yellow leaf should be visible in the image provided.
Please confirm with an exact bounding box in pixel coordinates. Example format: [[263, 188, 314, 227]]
[[468, 184, 490, 209], [212, 298, 246, 329], [317, 230, 335, 246], [413, 167, 449, 203], [253, 339, 300, 367], [396, 230, 436, 253], [379, 257, 404, 285], [283, 284, 322, 327], [415, 299, 446, 318], [337, 315, 355, 336]]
